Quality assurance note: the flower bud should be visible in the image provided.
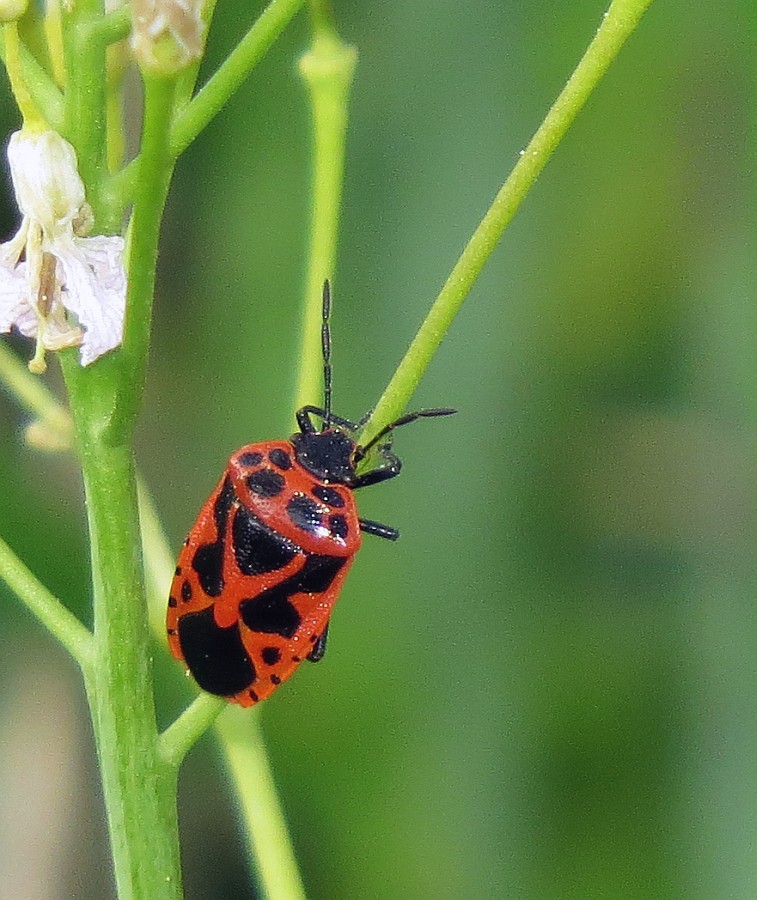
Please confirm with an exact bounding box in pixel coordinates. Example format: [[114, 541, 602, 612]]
[[7, 130, 86, 236]]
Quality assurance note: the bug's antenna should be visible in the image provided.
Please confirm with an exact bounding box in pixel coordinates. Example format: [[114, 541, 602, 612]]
[[321, 279, 333, 430]]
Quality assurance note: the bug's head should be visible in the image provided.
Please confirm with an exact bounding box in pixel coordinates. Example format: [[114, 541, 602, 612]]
[[291, 427, 359, 485], [293, 280, 457, 488]]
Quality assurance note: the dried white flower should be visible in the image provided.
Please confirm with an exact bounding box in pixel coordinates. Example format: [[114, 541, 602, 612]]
[[131, 0, 205, 74], [0, 129, 126, 371]]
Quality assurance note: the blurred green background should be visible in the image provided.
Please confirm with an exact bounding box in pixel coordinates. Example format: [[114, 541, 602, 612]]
[[1, 1, 756, 897]]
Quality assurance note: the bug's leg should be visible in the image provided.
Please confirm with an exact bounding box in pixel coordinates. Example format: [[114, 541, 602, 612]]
[[359, 518, 399, 541], [296, 405, 321, 434], [307, 623, 329, 662], [353, 451, 402, 489], [296, 405, 361, 434]]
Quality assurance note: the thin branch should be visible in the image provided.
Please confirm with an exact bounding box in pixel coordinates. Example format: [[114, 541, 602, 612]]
[[0, 29, 65, 130], [169, 0, 305, 157], [158, 692, 226, 767], [0, 534, 93, 667], [294, 26, 356, 411], [217, 709, 308, 900], [360, 0, 657, 446]]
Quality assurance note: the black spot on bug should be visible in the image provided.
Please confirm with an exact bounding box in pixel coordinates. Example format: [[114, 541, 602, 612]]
[[246, 469, 286, 498], [168, 596, 178, 608], [181, 580, 192, 602], [178, 606, 257, 697], [312, 485, 345, 508], [238, 450, 264, 467], [292, 655, 302, 663], [240, 555, 345, 639], [296, 554, 346, 593], [190, 479, 236, 597], [269, 448, 292, 470], [270, 674, 281, 685], [241, 584, 302, 638], [192, 541, 224, 597], [287, 494, 326, 535], [167, 627, 177, 635], [213, 477, 236, 537], [262, 646, 281, 666], [329, 514, 349, 540], [174, 566, 182, 576], [248, 689, 260, 703], [232, 506, 298, 575]]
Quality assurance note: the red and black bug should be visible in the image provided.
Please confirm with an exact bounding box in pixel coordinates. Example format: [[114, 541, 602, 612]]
[[167, 282, 455, 706]]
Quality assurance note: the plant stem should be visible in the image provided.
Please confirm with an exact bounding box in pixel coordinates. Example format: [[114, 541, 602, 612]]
[[169, 0, 305, 157], [109, 73, 177, 444], [65, 425, 183, 900], [217, 709, 307, 900], [0, 27, 65, 130], [159, 692, 226, 767], [61, 0, 108, 220], [0, 341, 72, 441], [0, 534, 93, 665], [84, 3, 132, 47], [361, 0, 657, 445], [295, 18, 356, 410]]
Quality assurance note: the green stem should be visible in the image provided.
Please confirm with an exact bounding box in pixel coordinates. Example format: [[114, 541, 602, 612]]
[[109, 74, 177, 445], [60, 386, 183, 900], [0, 26, 64, 130], [106, 156, 138, 216], [137, 475, 181, 638], [0, 341, 72, 443], [83, 3, 132, 47], [361, 0, 656, 446], [295, 21, 356, 410], [54, 9, 184, 892], [217, 710, 307, 900], [159, 693, 226, 767], [139, 469, 307, 898], [61, 0, 109, 220], [170, 0, 305, 157], [0, 534, 93, 666]]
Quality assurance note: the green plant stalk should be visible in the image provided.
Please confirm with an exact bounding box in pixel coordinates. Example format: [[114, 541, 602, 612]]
[[0, 534, 93, 664], [361, 0, 656, 446], [159, 692, 226, 766], [54, 13, 185, 891], [0, 340, 72, 438], [217, 709, 307, 900], [110, 74, 177, 445], [61, 408, 183, 900], [0, 28, 64, 129], [84, 2, 131, 47], [61, 0, 109, 222], [295, 22, 356, 410], [172, 0, 223, 111], [170, 0, 305, 157]]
